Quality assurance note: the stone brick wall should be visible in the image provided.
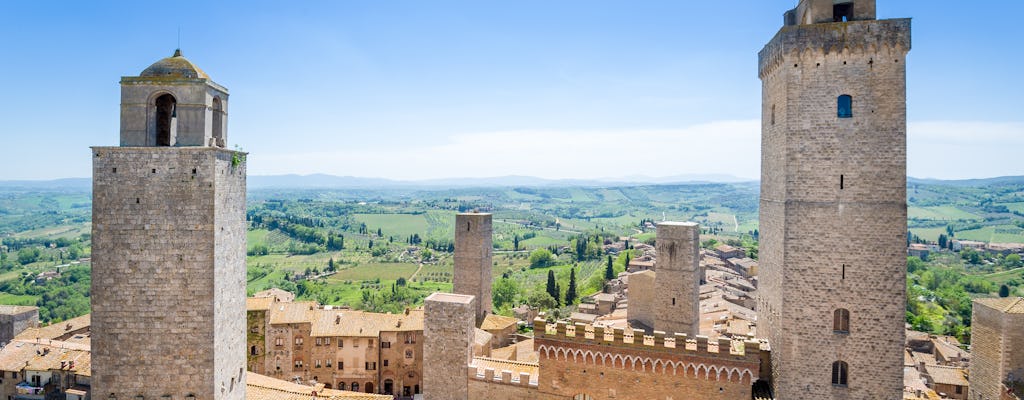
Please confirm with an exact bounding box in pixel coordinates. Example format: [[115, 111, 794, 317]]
[[119, 77, 229, 147], [757, 12, 910, 400], [423, 293, 476, 400], [653, 222, 700, 336], [91, 146, 247, 400], [627, 271, 655, 329], [533, 320, 762, 400], [970, 299, 1024, 400], [453, 213, 492, 324], [0, 306, 38, 345]]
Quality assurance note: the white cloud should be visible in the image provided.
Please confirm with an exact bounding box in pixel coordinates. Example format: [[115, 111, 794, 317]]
[[251, 120, 763, 180], [908, 121, 1024, 179], [248, 119, 1023, 181]]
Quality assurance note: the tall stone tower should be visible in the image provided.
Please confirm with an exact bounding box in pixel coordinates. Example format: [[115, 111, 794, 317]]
[[422, 293, 476, 400], [453, 212, 492, 324], [757, 1, 910, 399], [653, 221, 700, 336], [969, 297, 1024, 400], [91, 49, 247, 400]]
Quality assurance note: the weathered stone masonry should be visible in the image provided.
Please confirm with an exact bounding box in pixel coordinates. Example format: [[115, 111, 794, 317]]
[[757, 1, 911, 399]]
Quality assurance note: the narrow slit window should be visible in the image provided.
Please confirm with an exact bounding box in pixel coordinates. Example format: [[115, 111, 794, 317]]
[[840, 175, 845, 190], [838, 95, 853, 118]]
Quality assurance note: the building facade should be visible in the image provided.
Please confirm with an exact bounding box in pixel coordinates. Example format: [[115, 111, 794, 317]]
[[757, 1, 911, 398], [91, 49, 247, 400], [246, 297, 425, 397]]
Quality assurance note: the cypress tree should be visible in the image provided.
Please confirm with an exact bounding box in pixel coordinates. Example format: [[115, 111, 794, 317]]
[[565, 267, 577, 305], [605, 255, 615, 280], [546, 270, 558, 304]]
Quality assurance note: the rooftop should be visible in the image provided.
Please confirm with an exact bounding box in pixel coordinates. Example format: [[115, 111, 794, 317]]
[[139, 49, 209, 79], [480, 314, 518, 331], [975, 297, 1024, 314], [924, 364, 969, 387], [246, 371, 390, 400], [15, 314, 90, 341]]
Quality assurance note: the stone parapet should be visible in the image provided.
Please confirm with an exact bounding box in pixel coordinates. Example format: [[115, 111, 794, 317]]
[[759, 18, 911, 79], [533, 318, 764, 365]]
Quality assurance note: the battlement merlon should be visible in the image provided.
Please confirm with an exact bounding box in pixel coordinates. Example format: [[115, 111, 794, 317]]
[[758, 18, 911, 79], [532, 318, 766, 364]]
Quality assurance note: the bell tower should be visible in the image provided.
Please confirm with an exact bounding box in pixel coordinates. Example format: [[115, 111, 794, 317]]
[[757, 1, 910, 399], [119, 49, 229, 147], [91, 49, 246, 400]]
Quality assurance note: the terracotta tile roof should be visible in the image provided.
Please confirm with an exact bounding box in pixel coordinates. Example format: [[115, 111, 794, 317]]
[[246, 372, 390, 400], [310, 308, 424, 337], [924, 364, 969, 386], [268, 301, 318, 325], [0, 340, 91, 376], [480, 314, 517, 331], [247, 297, 275, 312], [15, 314, 90, 341], [473, 328, 493, 347]]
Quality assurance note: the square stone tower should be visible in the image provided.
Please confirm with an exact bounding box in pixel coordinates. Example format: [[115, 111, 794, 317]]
[[653, 222, 700, 336], [757, 1, 910, 399], [91, 49, 247, 400], [969, 297, 1024, 400], [453, 213, 492, 324], [422, 293, 476, 400]]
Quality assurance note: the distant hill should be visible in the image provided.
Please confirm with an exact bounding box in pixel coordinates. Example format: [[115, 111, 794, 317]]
[[3, 175, 1024, 190], [0, 178, 91, 190], [908, 176, 1024, 187]]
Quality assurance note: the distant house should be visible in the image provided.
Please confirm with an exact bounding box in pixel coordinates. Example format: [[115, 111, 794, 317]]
[[987, 242, 1024, 255], [714, 244, 745, 260], [952, 240, 986, 252], [908, 244, 931, 260]]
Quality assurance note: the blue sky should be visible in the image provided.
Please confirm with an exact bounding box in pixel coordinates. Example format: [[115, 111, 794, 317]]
[[1, 1, 1021, 181]]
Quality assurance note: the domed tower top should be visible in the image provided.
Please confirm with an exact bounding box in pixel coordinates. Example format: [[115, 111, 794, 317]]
[[139, 49, 210, 79], [119, 49, 229, 147]]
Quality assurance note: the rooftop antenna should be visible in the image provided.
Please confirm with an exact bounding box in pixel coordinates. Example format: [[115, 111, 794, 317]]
[[177, 26, 181, 50]]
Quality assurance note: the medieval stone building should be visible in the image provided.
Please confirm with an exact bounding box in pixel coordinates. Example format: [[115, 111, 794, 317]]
[[91, 49, 247, 400], [453, 213, 493, 325], [756, 0, 911, 399], [969, 297, 1024, 400]]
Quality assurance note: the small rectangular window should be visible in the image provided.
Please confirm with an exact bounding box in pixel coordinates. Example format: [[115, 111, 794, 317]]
[[838, 95, 853, 118]]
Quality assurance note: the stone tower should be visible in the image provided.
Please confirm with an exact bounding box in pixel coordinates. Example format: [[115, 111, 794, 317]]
[[969, 297, 1024, 400], [91, 50, 247, 400], [757, 1, 910, 399], [453, 212, 492, 324], [422, 293, 476, 400], [653, 222, 700, 336]]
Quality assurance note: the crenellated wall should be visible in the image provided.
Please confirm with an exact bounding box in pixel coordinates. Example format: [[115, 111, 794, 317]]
[[533, 319, 765, 400]]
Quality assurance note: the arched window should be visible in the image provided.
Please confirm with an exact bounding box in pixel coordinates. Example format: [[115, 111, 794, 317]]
[[351, 383, 359, 392], [250, 345, 258, 355], [837, 95, 853, 118], [211, 97, 224, 147], [155, 94, 177, 146], [831, 361, 849, 386], [365, 382, 374, 393], [338, 382, 346, 391], [405, 349, 414, 359], [833, 309, 850, 333]]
